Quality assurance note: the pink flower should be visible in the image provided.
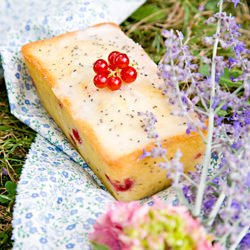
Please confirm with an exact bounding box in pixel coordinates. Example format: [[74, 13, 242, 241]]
[[89, 197, 221, 250], [89, 201, 146, 250]]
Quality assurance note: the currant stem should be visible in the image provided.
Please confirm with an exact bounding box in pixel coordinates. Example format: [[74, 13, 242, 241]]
[[194, 0, 224, 217]]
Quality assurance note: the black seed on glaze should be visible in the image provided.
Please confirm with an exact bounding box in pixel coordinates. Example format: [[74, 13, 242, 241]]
[[73, 69, 77, 72]]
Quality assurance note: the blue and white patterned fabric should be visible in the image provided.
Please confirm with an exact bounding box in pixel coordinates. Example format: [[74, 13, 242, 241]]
[[12, 135, 177, 249], [0, 0, 179, 249]]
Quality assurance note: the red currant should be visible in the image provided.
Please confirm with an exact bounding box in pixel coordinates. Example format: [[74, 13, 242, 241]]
[[72, 129, 82, 144], [114, 53, 129, 69], [108, 51, 120, 66], [120, 66, 137, 83], [93, 59, 109, 74], [93, 74, 108, 88], [107, 76, 122, 91]]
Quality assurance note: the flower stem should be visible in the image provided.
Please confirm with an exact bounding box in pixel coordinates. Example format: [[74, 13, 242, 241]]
[[207, 192, 226, 226], [215, 85, 243, 114], [171, 60, 207, 144], [194, 0, 224, 217], [229, 226, 249, 250]]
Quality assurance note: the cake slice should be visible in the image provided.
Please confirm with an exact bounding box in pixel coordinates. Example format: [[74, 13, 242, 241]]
[[22, 23, 205, 201]]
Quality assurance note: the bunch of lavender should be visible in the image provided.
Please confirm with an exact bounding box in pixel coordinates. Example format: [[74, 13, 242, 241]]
[[140, 0, 250, 249]]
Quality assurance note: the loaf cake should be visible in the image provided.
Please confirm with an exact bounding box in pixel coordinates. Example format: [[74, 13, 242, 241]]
[[22, 23, 205, 201]]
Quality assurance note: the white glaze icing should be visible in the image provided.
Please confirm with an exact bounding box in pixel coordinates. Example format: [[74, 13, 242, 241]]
[[33, 24, 187, 158]]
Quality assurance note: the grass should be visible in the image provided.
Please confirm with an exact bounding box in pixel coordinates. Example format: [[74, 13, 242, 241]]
[[0, 80, 35, 248], [0, 0, 249, 249]]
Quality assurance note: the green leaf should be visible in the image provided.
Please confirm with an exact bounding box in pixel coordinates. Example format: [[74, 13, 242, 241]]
[[219, 68, 242, 88], [217, 110, 228, 117], [91, 242, 110, 250], [205, 0, 219, 11], [199, 64, 210, 76], [5, 181, 17, 196], [0, 126, 10, 131], [130, 5, 165, 22], [183, 2, 190, 34], [0, 194, 12, 204], [0, 231, 9, 245]]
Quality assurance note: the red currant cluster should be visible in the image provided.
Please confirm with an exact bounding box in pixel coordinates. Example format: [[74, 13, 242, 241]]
[[93, 51, 137, 91]]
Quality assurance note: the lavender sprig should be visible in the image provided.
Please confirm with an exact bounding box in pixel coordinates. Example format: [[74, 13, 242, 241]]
[[140, 0, 249, 248], [194, 0, 224, 217]]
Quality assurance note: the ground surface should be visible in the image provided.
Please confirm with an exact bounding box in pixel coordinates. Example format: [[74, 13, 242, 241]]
[[0, 0, 249, 249]]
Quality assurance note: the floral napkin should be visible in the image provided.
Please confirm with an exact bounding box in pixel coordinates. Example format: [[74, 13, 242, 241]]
[[0, 0, 179, 249]]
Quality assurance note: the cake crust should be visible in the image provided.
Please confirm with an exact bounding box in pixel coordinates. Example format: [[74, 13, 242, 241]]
[[22, 23, 205, 201]]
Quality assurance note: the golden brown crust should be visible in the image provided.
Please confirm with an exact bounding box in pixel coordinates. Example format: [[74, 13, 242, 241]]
[[92, 22, 120, 28], [22, 48, 56, 88], [21, 22, 206, 201]]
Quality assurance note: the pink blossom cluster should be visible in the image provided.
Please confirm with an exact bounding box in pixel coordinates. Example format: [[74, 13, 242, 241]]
[[89, 198, 221, 250]]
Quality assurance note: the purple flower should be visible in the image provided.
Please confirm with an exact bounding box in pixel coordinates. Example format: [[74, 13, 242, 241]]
[[139, 148, 151, 159], [234, 43, 245, 57], [212, 96, 221, 110], [241, 233, 250, 250], [138, 111, 158, 139], [2, 167, 8, 176], [230, 0, 241, 8]]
